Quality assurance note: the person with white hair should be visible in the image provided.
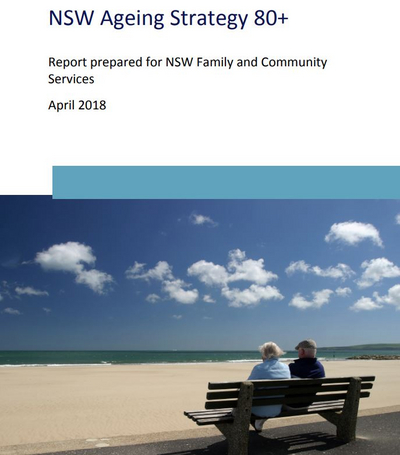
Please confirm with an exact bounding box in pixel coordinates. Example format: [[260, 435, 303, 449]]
[[289, 339, 325, 378], [247, 341, 290, 432]]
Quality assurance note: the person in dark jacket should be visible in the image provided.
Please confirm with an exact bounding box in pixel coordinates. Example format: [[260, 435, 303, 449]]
[[287, 339, 325, 409], [289, 339, 325, 378]]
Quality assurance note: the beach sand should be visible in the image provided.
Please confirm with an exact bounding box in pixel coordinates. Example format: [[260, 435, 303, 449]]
[[0, 360, 399, 451]]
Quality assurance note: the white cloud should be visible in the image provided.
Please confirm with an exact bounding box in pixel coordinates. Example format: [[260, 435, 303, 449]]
[[15, 286, 49, 297], [336, 287, 352, 297], [374, 284, 400, 310], [189, 213, 218, 227], [125, 261, 146, 277], [325, 221, 383, 247], [227, 249, 278, 285], [349, 285, 400, 312], [0, 294, 3, 302], [286, 260, 354, 280], [43, 307, 51, 313], [162, 279, 199, 304], [34, 242, 113, 294], [172, 314, 182, 319], [396, 214, 400, 225], [356, 258, 400, 289], [188, 260, 229, 286], [203, 316, 212, 320], [350, 297, 383, 312], [127, 250, 280, 308], [188, 250, 282, 308], [146, 293, 161, 303], [221, 284, 283, 308], [188, 249, 278, 288], [75, 269, 113, 294], [3, 307, 22, 315], [35, 242, 96, 273], [127, 261, 199, 304], [309, 264, 354, 279], [286, 260, 310, 275], [289, 289, 334, 310], [125, 261, 173, 281], [228, 249, 246, 262]]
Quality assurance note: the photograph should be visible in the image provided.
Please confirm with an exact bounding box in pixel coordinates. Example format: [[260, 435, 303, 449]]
[[1, 197, 399, 453]]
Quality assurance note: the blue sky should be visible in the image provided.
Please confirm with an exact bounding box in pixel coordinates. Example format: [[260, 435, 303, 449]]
[[1, 197, 400, 350]]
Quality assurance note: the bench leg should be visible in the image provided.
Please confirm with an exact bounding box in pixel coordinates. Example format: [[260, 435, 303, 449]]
[[215, 381, 253, 455], [319, 377, 362, 442], [336, 377, 361, 442], [215, 423, 250, 455]]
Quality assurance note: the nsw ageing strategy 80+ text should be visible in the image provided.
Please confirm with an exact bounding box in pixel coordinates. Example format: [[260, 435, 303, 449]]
[[50, 9, 289, 31]]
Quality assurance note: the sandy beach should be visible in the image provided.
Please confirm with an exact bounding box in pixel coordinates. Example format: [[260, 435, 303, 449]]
[[1, 360, 399, 451]]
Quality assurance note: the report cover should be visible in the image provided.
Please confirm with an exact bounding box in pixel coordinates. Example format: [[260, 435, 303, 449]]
[[1, 1, 399, 453]]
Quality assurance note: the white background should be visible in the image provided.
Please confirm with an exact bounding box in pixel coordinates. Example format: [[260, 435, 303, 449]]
[[1, 1, 400, 194]]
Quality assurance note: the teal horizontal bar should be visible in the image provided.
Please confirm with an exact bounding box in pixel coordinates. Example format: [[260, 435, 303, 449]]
[[52, 166, 400, 199]]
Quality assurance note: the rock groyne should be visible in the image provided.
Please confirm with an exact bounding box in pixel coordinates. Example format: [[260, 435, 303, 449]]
[[347, 355, 400, 360]]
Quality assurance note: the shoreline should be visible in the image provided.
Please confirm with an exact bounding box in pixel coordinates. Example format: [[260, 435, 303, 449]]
[[2, 356, 396, 368], [1, 360, 399, 449]]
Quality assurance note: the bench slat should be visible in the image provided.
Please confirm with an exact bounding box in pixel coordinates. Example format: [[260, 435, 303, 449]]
[[184, 408, 232, 416], [196, 416, 235, 426], [279, 404, 344, 416], [188, 402, 346, 426], [206, 382, 373, 400], [208, 376, 375, 390], [282, 400, 345, 412], [188, 400, 346, 422], [190, 411, 233, 420], [205, 391, 370, 409], [193, 408, 343, 426], [190, 404, 346, 426], [254, 391, 370, 406], [306, 399, 345, 407]]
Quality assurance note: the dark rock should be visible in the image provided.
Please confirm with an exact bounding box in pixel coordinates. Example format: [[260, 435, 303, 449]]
[[347, 355, 400, 360]]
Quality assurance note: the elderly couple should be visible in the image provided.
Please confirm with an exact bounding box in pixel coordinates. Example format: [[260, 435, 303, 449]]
[[248, 339, 325, 432]]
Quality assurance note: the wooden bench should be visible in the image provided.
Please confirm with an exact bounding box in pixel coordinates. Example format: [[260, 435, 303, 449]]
[[184, 376, 375, 455]]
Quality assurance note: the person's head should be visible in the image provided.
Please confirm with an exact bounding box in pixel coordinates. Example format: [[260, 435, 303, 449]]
[[295, 339, 317, 359], [258, 342, 285, 360]]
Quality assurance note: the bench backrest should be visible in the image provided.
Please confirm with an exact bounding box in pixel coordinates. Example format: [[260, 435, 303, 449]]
[[205, 376, 375, 409]]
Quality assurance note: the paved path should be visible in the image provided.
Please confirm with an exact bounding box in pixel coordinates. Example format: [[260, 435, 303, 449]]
[[30, 411, 400, 455]]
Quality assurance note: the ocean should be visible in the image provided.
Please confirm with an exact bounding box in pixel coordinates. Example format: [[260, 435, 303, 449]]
[[1, 349, 399, 367]]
